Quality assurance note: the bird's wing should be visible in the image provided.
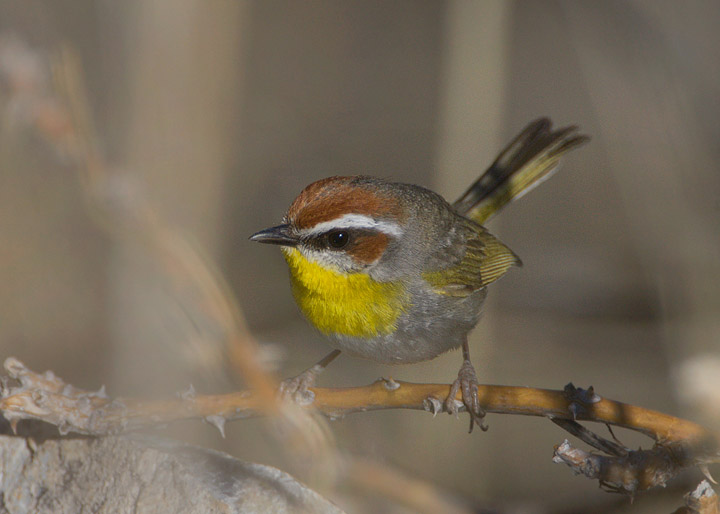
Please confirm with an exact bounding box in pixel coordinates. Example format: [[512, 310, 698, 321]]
[[422, 222, 521, 297]]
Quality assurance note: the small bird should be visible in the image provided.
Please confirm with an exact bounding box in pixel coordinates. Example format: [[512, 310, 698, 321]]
[[251, 118, 588, 431]]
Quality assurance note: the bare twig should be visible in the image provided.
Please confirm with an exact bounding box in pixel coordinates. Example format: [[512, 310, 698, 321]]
[[551, 418, 629, 457], [552, 439, 683, 495], [2, 358, 715, 443], [2, 358, 718, 489]]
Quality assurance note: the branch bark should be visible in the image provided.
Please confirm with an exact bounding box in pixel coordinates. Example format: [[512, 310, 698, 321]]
[[2, 357, 719, 498], [3, 358, 711, 442]]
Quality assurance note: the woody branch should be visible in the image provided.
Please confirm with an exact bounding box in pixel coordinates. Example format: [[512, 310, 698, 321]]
[[2, 357, 718, 496]]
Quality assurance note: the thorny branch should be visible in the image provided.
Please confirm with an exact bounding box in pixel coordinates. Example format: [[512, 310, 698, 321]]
[[1, 357, 718, 498]]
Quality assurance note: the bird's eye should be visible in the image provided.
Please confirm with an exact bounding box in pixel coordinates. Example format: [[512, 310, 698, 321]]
[[327, 230, 350, 249]]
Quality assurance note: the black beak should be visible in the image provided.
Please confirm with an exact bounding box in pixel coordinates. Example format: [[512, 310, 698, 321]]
[[249, 224, 299, 247]]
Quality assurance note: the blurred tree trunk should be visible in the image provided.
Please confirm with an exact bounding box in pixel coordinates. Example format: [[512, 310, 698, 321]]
[[101, 0, 248, 395]]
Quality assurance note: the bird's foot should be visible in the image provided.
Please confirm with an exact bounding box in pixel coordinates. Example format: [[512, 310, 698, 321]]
[[279, 367, 320, 406], [279, 350, 341, 406], [445, 359, 487, 433]]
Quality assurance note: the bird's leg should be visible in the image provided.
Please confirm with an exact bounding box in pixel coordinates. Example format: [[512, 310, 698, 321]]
[[280, 350, 341, 405], [445, 341, 487, 433]]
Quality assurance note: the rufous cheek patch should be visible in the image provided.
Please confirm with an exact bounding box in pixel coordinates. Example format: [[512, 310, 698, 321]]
[[349, 232, 388, 265]]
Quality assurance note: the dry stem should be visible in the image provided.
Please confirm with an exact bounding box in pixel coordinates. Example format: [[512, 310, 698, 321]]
[[1, 357, 710, 441], [2, 357, 718, 497]]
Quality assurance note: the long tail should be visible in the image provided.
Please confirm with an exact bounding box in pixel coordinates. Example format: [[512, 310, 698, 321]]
[[453, 118, 589, 225]]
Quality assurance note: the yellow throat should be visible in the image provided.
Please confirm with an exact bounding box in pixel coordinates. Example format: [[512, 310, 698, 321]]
[[282, 248, 406, 338]]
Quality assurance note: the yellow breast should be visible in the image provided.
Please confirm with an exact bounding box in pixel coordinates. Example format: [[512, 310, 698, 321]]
[[282, 248, 406, 338]]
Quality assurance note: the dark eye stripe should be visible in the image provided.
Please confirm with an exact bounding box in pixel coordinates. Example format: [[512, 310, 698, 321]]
[[302, 227, 383, 254]]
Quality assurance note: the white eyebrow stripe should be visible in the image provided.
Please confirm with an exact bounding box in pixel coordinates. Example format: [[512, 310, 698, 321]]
[[300, 214, 403, 237]]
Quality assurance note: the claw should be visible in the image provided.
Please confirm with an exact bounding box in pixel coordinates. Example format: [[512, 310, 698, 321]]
[[446, 359, 487, 432], [280, 350, 340, 405], [445, 378, 461, 418], [279, 369, 318, 406], [279, 350, 341, 406]]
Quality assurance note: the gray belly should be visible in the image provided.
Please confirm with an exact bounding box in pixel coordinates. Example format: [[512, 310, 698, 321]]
[[326, 287, 487, 364]]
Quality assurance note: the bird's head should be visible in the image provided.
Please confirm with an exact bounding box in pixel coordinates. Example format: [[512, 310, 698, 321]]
[[250, 176, 407, 275]]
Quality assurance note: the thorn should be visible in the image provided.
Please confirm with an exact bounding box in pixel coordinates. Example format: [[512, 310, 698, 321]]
[[701, 465, 718, 484], [422, 397, 442, 417], [9, 418, 18, 435], [94, 385, 108, 399], [382, 377, 400, 391], [204, 415, 226, 438], [4, 357, 25, 377], [568, 402, 580, 420], [583, 386, 602, 404], [179, 384, 197, 400]]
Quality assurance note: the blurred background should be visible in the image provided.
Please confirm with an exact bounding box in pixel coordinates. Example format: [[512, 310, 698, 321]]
[[1, 1, 719, 512]]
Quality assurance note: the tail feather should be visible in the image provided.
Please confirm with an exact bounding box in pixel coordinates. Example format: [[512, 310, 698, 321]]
[[453, 118, 589, 224]]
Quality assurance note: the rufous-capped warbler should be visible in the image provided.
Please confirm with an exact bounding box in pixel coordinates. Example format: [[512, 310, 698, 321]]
[[251, 118, 588, 431]]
